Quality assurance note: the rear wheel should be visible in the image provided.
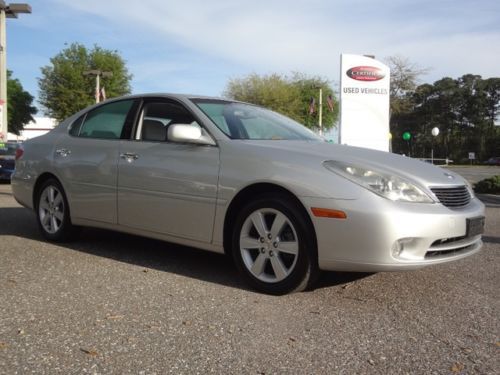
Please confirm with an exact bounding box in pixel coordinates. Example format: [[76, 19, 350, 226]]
[[36, 179, 78, 242], [232, 193, 319, 295]]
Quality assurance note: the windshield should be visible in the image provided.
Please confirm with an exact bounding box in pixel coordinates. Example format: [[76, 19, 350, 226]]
[[192, 99, 321, 141], [0, 143, 19, 156]]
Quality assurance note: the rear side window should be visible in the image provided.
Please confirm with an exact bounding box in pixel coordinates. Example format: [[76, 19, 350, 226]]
[[69, 114, 85, 136], [78, 100, 134, 139]]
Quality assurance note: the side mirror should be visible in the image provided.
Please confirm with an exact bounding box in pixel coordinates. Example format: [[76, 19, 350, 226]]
[[167, 123, 215, 145]]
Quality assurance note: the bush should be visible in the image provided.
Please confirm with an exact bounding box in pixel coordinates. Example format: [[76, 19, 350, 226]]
[[474, 175, 500, 194]]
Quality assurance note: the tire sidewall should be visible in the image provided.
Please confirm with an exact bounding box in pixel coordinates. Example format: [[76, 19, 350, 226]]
[[231, 194, 316, 295]]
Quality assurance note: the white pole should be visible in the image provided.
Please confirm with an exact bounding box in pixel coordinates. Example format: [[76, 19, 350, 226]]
[[95, 73, 100, 103], [0, 8, 7, 142], [318, 87, 323, 136]]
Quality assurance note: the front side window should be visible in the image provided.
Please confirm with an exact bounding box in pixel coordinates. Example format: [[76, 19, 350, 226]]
[[192, 99, 320, 141], [138, 101, 198, 142], [78, 100, 134, 139]]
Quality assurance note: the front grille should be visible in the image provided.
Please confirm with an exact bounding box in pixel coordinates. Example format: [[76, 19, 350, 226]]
[[430, 186, 471, 208]]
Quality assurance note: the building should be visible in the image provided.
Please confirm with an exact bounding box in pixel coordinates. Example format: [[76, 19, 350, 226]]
[[7, 117, 57, 142]]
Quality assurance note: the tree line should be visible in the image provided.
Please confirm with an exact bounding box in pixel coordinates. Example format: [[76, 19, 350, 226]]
[[389, 61, 500, 162]]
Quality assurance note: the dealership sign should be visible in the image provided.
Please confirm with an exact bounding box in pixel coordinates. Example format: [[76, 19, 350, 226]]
[[339, 54, 390, 151]]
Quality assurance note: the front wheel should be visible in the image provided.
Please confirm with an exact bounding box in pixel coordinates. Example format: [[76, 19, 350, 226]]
[[36, 178, 78, 242], [232, 193, 319, 295]]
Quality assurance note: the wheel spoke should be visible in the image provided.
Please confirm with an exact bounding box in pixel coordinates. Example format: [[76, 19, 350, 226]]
[[51, 216, 59, 232], [240, 236, 261, 250], [48, 186, 56, 204], [53, 211, 64, 221], [53, 193, 63, 207], [270, 212, 287, 239], [270, 256, 287, 281], [251, 253, 267, 275], [41, 213, 50, 227], [250, 211, 268, 238], [39, 200, 50, 211], [277, 241, 298, 255]]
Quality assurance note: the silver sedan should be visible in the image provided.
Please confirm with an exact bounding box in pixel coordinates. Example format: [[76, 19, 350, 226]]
[[12, 94, 485, 294]]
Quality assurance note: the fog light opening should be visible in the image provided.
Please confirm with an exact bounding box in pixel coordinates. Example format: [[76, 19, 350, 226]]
[[391, 241, 404, 258], [392, 238, 415, 258]]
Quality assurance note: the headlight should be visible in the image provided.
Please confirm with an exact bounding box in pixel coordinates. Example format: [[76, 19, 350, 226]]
[[323, 160, 434, 203]]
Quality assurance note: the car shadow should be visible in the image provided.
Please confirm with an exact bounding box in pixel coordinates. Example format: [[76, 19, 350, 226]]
[[0, 206, 368, 293]]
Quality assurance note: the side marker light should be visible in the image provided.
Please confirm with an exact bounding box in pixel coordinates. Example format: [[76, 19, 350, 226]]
[[311, 207, 347, 219]]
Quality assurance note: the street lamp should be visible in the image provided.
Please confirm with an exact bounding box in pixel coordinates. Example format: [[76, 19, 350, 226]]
[[83, 69, 113, 103], [0, 1, 31, 142]]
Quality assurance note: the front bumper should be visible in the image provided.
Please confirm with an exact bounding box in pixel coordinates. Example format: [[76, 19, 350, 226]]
[[301, 192, 485, 272]]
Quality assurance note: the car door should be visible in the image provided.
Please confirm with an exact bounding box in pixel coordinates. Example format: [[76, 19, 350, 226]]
[[117, 98, 220, 243], [53, 99, 137, 224]]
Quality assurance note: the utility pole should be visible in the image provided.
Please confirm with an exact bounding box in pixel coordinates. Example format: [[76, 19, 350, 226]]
[[0, 1, 31, 143], [312, 85, 324, 136], [83, 69, 113, 103], [318, 87, 323, 136]]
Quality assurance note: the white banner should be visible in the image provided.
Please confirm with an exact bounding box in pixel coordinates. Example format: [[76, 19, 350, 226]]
[[339, 54, 390, 151]]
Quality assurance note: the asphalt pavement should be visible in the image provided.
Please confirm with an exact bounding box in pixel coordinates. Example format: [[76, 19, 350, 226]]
[[0, 180, 498, 374]]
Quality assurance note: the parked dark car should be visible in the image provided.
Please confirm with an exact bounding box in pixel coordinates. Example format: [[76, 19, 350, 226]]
[[484, 156, 500, 166], [0, 142, 21, 181]]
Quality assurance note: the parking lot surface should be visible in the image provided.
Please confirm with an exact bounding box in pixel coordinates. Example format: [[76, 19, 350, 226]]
[[0, 181, 499, 374]]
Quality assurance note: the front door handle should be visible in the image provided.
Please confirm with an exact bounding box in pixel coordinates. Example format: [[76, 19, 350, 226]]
[[120, 152, 139, 162], [55, 148, 71, 157]]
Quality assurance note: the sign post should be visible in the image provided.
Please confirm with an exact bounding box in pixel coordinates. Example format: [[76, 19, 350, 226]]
[[468, 152, 475, 165], [0, 98, 4, 143]]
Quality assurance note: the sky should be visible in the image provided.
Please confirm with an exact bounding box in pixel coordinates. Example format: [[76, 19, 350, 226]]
[[6, 0, 500, 113]]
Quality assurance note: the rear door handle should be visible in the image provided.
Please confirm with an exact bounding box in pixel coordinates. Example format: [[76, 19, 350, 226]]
[[55, 148, 71, 157], [120, 152, 139, 162]]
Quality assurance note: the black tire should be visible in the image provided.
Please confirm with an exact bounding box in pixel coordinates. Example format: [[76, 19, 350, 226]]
[[231, 193, 319, 295], [35, 178, 78, 242]]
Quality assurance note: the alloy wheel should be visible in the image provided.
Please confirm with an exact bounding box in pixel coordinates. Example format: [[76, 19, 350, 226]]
[[38, 185, 65, 234], [239, 208, 299, 283]]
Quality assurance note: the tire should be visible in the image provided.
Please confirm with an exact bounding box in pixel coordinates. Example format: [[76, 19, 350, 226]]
[[36, 178, 78, 242], [231, 193, 319, 295]]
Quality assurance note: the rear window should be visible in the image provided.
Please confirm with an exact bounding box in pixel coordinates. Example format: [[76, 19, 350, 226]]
[[77, 100, 134, 139]]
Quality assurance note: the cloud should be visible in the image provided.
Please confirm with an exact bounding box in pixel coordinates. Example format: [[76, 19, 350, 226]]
[[52, 0, 500, 77]]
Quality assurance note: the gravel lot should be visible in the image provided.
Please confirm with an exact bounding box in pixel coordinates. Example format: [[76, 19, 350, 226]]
[[0, 180, 498, 374]]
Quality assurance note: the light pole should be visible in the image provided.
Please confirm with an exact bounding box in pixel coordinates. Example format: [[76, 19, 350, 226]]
[[431, 127, 439, 164], [83, 69, 112, 103], [318, 87, 323, 136], [312, 85, 323, 136], [0, 1, 31, 142]]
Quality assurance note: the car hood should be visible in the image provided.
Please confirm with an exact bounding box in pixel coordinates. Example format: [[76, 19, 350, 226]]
[[230, 140, 467, 188]]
